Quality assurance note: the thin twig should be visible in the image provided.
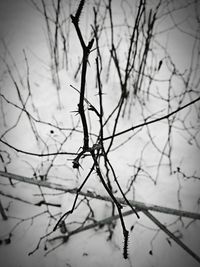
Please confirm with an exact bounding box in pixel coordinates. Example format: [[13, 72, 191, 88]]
[[0, 199, 8, 220], [1, 171, 200, 220], [103, 96, 200, 140], [143, 210, 200, 264]]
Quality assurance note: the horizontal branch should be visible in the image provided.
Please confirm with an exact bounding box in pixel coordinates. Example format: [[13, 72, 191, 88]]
[[1, 171, 200, 220], [103, 96, 200, 140], [0, 190, 61, 208], [0, 190, 35, 206], [0, 139, 77, 156]]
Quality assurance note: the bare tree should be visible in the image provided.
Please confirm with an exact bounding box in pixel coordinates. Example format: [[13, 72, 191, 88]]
[[0, 0, 200, 265]]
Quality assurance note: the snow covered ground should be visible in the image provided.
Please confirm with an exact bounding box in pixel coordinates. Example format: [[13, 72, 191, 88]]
[[0, 0, 200, 266]]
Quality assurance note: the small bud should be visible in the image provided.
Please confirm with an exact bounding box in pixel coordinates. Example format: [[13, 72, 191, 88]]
[[72, 160, 79, 169]]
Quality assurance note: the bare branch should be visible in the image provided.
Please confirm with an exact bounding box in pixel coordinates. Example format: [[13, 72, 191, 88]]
[[0, 199, 8, 220], [1, 171, 200, 220], [143, 210, 200, 264], [103, 96, 200, 140]]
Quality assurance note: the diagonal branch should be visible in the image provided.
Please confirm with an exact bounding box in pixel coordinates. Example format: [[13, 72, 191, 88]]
[[0, 199, 8, 220], [143, 210, 200, 264], [103, 96, 200, 140], [49, 209, 136, 244], [1, 171, 200, 220]]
